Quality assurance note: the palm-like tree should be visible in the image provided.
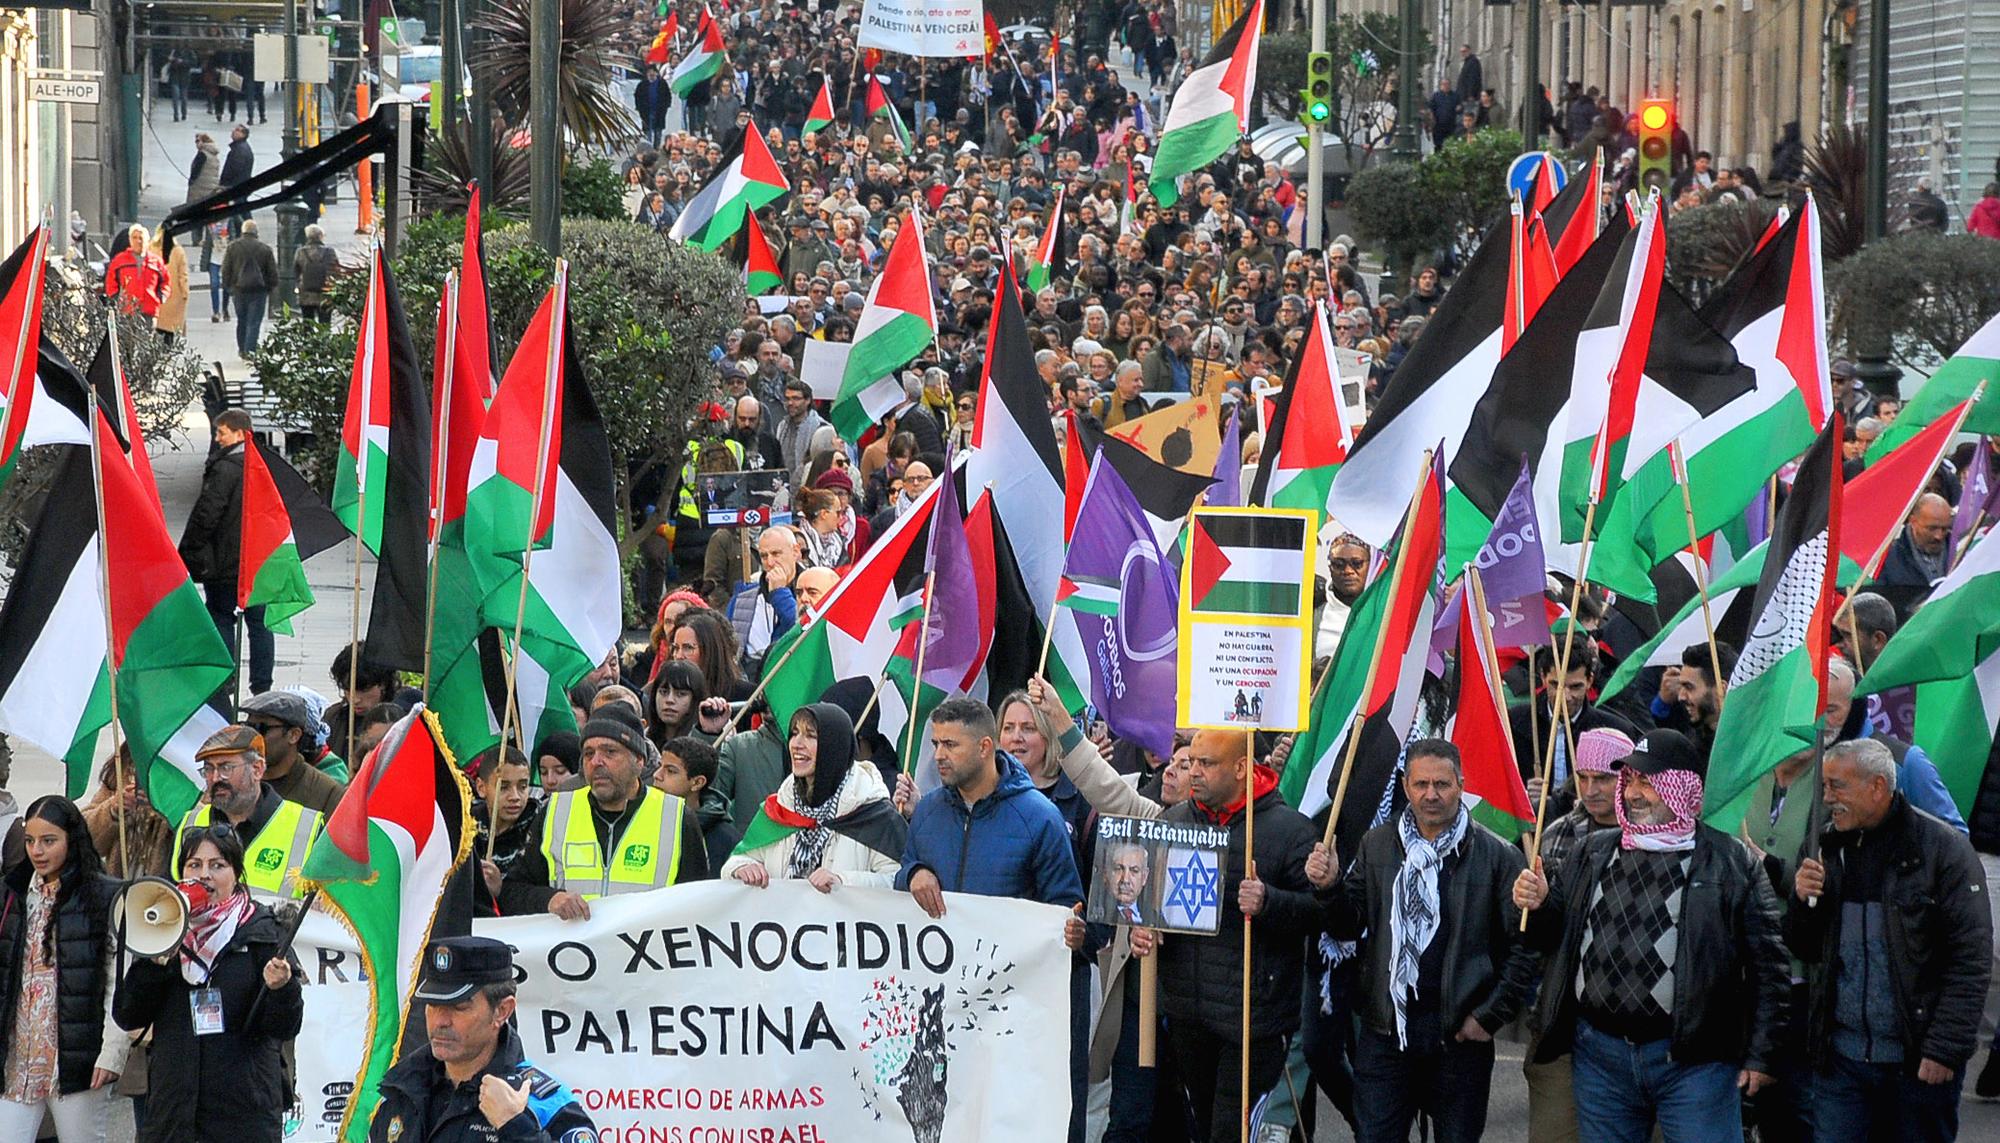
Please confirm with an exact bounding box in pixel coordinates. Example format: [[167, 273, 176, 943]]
[[471, 0, 637, 150]]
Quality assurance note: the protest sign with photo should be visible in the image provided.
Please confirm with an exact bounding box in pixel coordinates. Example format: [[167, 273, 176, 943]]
[[699, 468, 796, 527], [1085, 814, 1229, 935]]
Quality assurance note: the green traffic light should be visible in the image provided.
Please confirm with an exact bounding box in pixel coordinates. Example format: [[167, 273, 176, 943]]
[[1308, 101, 1331, 123]]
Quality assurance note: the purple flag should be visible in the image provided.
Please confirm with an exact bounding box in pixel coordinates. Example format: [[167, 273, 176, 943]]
[[1057, 453, 1181, 756], [919, 459, 982, 692], [1209, 406, 1242, 507], [1950, 438, 1999, 566], [1470, 459, 1550, 649]]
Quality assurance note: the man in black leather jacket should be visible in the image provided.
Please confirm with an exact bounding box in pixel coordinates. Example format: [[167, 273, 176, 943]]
[[1308, 738, 1538, 1143], [1513, 729, 1790, 1142]]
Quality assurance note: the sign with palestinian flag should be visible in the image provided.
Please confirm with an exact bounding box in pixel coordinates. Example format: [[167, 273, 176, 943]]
[[1178, 507, 1315, 731], [302, 704, 473, 1142], [1149, 0, 1262, 207], [238, 438, 348, 634]]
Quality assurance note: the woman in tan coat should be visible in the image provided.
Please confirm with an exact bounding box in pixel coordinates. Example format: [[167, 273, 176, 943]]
[[153, 230, 189, 342]]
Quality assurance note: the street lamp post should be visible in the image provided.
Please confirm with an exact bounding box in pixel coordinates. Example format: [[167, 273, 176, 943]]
[[1855, 0, 1900, 398], [1390, 0, 1420, 164], [528, 0, 561, 253]]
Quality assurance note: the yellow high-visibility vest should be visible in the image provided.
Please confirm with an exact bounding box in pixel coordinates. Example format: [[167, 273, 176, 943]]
[[539, 788, 686, 899], [174, 800, 318, 900]]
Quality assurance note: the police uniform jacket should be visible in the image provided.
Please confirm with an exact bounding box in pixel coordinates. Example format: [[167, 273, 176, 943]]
[[369, 1022, 594, 1143]]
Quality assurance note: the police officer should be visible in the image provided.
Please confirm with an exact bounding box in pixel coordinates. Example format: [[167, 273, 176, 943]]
[[498, 706, 709, 917], [172, 725, 320, 900], [370, 937, 595, 1143]]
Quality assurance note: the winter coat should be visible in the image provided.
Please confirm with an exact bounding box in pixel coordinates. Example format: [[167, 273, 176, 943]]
[[156, 241, 190, 335], [220, 137, 254, 189], [896, 751, 1084, 908], [177, 441, 244, 589], [369, 1023, 594, 1143], [187, 139, 223, 203], [1155, 767, 1319, 1040], [221, 234, 277, 295], [722, 713, 905, 888], [1318, 814, 1539, 1046], [1969, 196, 2000, 239], [1785, 794, 1994, 1071], [0, 866, 128, 1095], [1523, 823, 1790, 1072], [114, 902, 304, 1143], [104, 249, 169, 318], [293, 239, 337, 305]]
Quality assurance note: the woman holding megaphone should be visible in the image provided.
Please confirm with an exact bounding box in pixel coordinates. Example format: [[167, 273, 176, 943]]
[[0, 795, 128, 1141], [113, 824, 302, 1143]]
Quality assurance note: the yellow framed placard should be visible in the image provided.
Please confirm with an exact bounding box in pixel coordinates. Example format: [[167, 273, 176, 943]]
[[1176, 506, 1317, 732]]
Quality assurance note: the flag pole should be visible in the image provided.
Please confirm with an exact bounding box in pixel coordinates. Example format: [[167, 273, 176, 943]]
[[1239, 723, 1257, 1143], [422, 270, 461, 705], [347, 249, 383, 773], [1321, 453, 1430, 849], [900, 569, 938, 776], [492, 261, 569, 859], [1522, 497, 1599, 928], [84, 380, 129, 877], [1672, 443, 1726, 692]]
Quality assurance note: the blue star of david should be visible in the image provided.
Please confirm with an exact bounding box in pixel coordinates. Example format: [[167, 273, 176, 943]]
[[1163, 848, 1220, 928]]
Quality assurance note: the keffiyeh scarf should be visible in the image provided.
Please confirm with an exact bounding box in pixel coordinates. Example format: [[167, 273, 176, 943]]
[[786, 768, 854, 879], [1387, 803, 1469, 1048], [1616, 768, 1703, 852], [180, 889, 256, 985]]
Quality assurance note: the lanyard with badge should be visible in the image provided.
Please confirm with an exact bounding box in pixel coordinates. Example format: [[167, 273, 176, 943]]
[[187, 950, 227, 1036]]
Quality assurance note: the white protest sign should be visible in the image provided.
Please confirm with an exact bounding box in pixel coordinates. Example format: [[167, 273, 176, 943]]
[[295, 882, 1073, 1141], [855, 0, 985, 58], [799, 337, 855, 402], [1176, 507, 1317, 731]]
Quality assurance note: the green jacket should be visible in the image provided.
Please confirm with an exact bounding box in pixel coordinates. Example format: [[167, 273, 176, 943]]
[[715, 720, 788, 832]]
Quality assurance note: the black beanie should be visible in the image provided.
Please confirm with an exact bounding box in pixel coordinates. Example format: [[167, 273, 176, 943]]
[[580, 705, 648, 761]]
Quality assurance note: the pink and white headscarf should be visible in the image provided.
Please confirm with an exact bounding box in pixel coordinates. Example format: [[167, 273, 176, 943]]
[[1615, 767, 1703, 852]]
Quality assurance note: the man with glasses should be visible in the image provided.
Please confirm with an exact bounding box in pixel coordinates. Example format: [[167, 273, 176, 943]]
[[171, 725, 323, 901], [239, 690, 345, 815]]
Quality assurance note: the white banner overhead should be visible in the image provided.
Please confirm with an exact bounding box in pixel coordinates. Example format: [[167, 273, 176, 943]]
[[854, 0, 986, 58], [291, 882, 1073, 1142]]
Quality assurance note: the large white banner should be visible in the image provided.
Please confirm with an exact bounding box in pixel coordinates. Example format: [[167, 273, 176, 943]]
[[854, 0, 985, 58], [292, 882, 1073, 1141]]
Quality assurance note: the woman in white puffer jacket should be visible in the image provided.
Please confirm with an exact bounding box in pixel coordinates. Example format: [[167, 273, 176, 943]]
[[721, 702, 906, 891]]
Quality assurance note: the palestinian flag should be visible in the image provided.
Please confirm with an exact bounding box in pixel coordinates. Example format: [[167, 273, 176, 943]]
[[1025, 186, 1068, 292], [429, 193, 496, 547], [1503, 195, 1558, 354], [1121, 162, 1141, 236], [303, 705, 473, 1143], [1280, 454, 1443, 816], [1597, 544, 1763, 702], [1909, 655, 2000, 821], [0, 227, 49, 485], [644, 14, 677, 65], [1589, 202, 1827, 602], [1327, 217, 1507, 548], [1544, 148, 1602, 278], [1250, 301, 1353, 515], [1841, 394, 1978, 576], [760, 477, 949, 731], [669, 6, 724, 96], [1869, 308, 2000, 461], [1084, 427, 1219, 560], [1149, 0, 1262, 207], [669, 123, 789, 252], [1186, 511, 1309, 618], [866, 76, 912, 152], [735, 789, 907, 861], [336, 250, 433, 673], [459, 269, 622, 745], [832, 210, 934, 439], [1704, 414, 1843, 828], [1452, 568, 1535, 839], [964, 256, 1089, 709], [238, 438, 347, 634], [803, 76, 836, 135], [88, 324, 160, 513], [740, 209, 784, 296]]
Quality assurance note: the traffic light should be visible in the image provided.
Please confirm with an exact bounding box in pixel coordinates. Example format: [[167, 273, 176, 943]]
[[1300, 51, 1334, 127], [1636, 98, 1673, 194]]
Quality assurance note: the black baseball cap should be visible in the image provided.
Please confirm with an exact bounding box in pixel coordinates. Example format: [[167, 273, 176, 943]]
[[1611, 729, 1704, 779], [414, 937, 514, 1003]]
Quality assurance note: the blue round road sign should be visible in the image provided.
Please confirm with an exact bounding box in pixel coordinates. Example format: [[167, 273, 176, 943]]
[[1506, 151, 1568, 201]]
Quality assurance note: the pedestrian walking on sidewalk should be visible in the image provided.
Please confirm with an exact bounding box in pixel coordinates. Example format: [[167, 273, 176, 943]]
[[219, 220, 274, 356]]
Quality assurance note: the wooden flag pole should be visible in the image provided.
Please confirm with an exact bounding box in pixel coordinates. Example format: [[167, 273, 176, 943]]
[[900, 570, 939, 776], [715, 620, 821, 743], [491, 261, 568, 859], [1674, 444, 1727, 693], [1321, 453, 1432, 849], [1137, 952, 1158, 1066], [422, 270, 460, 705], [1238, 724, 1256, 1143], [84, 381, 129, 877], [1035, 589, 1064, 679], [1522, 498, 1599, 928]]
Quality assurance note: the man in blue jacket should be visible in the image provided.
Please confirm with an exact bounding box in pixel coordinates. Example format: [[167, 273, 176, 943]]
[[898, 696, 1086, 1138]]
